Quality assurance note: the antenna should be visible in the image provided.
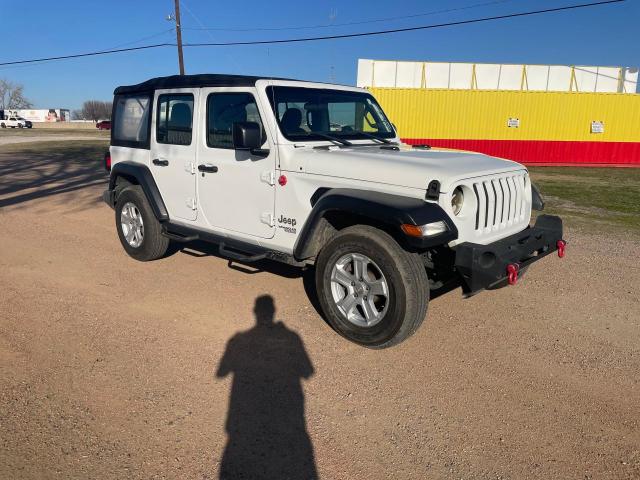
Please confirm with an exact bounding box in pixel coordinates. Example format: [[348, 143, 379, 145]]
[[328, 8, 338, 83]]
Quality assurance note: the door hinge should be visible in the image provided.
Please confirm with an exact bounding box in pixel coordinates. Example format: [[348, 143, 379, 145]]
[[185, 161, 196, 174], [186, 198, 197, 210], [260, 170, 276, 186], [260, 212, 275, 227]]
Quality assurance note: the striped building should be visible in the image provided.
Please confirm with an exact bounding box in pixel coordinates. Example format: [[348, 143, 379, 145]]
[[359, 60, 640, 166]]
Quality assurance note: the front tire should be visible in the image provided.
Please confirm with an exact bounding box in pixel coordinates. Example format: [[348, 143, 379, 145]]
[[115, 185, 169, 261], [315, 225, 429, 348]]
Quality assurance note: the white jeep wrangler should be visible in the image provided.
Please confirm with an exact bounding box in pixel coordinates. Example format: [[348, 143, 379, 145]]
[[103, 74, 565, 348]]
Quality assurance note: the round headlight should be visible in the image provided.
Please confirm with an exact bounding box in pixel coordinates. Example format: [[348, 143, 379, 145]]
[[451, 186, 464, 216]]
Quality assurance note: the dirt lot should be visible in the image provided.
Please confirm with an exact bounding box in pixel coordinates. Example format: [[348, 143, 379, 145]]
[[1, 141, 639, 479]]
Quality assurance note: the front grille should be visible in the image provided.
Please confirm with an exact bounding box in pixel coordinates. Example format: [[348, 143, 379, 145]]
[[472, 172, 529, 233]]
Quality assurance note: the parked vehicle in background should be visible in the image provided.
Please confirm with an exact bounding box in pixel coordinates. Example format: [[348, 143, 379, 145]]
[[96, 120, 111, 130], [103, 74, 565, 348], [18, 116, 32, 128], [0, 115, 27, 128]]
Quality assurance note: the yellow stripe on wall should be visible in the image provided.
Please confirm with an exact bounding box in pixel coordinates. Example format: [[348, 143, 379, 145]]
[[369, 88, 640, 143]]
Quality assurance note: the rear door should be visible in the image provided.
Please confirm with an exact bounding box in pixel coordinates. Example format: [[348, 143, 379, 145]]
[[150, 88, 199, 221], [196, 88, 276, 239]]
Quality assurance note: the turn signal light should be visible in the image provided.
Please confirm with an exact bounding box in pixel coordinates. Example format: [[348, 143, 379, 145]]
[[401, 221, 448, 238], [400, 224, 423, 237]]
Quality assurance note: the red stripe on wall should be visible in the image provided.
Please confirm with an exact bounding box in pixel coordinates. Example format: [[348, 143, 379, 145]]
[[402, 139, 640, 166]]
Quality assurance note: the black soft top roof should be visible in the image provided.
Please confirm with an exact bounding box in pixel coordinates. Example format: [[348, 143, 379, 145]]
[[113, 73, 296, 95]]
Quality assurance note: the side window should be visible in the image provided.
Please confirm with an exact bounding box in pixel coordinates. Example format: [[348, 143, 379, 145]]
[[113, 94, 151, 148], [207, 92, 264, 149], [156, 94, 194, 146]]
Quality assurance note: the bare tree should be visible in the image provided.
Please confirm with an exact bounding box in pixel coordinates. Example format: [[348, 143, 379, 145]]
[[0, 79, 33, 109], [71, 109, 85, 120], [81, 100, 112, 122]]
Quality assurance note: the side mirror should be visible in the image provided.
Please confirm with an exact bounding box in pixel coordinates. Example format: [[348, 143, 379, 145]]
[[232, 122, 269, 156]]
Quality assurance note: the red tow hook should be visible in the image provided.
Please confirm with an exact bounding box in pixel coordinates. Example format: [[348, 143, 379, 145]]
[[507, 263, 520, 286], [557, 240, 566, 258]]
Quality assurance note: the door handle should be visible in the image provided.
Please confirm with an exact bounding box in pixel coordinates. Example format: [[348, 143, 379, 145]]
[[153, 158, 169, 166], [198, 164, 218, 173]]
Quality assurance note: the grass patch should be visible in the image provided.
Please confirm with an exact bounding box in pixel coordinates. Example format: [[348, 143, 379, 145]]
[[0, 139, 109, 157], [0, 128, 108, 137], [529, 167, 640, 232], [1, 142, 637, 234]]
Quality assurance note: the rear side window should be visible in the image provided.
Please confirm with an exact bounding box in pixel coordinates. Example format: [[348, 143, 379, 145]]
[[207, 93, 264, 149], [112, 94, 151, 148], [156, 94, 194, 146]]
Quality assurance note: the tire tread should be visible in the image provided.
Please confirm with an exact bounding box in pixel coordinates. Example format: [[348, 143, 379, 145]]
[[316, 225, 429, 348]]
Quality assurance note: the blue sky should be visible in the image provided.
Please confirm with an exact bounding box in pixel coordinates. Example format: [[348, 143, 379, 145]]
[[0, 0, 637, 109]]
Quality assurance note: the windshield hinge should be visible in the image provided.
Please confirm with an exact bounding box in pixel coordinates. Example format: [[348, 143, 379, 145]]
[[260, 212, 275, 227], [260, 171, 276, 186], [184, 161, 196, 174]]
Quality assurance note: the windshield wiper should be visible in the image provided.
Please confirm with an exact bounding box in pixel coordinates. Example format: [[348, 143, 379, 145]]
[[311, 132, 352, 146], [352, 131, 393, 144]]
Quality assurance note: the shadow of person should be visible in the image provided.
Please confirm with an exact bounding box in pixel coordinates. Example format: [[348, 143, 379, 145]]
[[216, 295, 318, 479]]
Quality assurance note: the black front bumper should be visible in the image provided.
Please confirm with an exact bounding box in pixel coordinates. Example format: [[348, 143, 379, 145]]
[[454, 215, 564, 295]]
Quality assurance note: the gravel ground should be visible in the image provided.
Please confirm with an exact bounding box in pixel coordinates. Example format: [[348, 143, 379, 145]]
[[0, 146, 639, 479]]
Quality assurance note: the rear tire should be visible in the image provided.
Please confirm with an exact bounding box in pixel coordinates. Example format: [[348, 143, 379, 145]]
[[115, 185, 169, 261], [315, 225, 429, 348]]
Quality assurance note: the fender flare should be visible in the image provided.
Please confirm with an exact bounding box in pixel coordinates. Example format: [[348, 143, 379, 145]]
[[293, 188, 458, 260], [107, 161, 169, 222]]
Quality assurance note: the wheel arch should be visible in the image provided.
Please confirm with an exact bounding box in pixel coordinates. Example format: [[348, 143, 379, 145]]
[[108, 161, 169, 222], [293, 188, 458, 261]]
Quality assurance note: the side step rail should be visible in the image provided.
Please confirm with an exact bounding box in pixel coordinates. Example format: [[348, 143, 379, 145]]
[[218, 242, 267, 263], [161, 226, 199, 243]]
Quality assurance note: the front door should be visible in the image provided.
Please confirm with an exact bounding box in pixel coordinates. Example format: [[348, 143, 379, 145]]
[[196, 88, 276, 239], [150, 88, 198, 221]]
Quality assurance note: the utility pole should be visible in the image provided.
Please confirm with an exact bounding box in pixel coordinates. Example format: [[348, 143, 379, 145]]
[[174, 0, 185, 75]]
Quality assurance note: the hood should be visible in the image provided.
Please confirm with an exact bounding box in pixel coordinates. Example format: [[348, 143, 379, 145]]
[[302, 146, 525, 192]]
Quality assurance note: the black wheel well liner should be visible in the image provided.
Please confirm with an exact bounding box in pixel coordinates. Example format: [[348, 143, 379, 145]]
[[293, 188, 457, 261], [108, 161, 169, 221]]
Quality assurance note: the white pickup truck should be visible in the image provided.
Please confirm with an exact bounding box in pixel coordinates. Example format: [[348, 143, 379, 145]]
[[102, 74, 565, 348], [0, 113, 29, 128]]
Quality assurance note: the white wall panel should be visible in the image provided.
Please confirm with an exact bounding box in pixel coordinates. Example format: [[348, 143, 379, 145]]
[[357, 59, 637, 93]]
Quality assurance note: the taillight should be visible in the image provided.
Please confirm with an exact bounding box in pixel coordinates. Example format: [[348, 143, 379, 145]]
[[104, 151, 111, 172]]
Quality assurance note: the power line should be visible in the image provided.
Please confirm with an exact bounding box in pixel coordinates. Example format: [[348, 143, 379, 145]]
[[107, 28, 175, 50], [182, 0, 521, 32], [182, 0, 624, 47], [0, 43, 172, 67], [0, 28, 175, 68], [0, 0, 625, 67]]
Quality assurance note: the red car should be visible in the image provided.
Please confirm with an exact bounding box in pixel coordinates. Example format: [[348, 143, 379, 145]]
[[96, 120, 111, 130]]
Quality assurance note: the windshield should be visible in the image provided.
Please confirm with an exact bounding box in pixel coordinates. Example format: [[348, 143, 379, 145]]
[[267, 86, 395, 142]]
